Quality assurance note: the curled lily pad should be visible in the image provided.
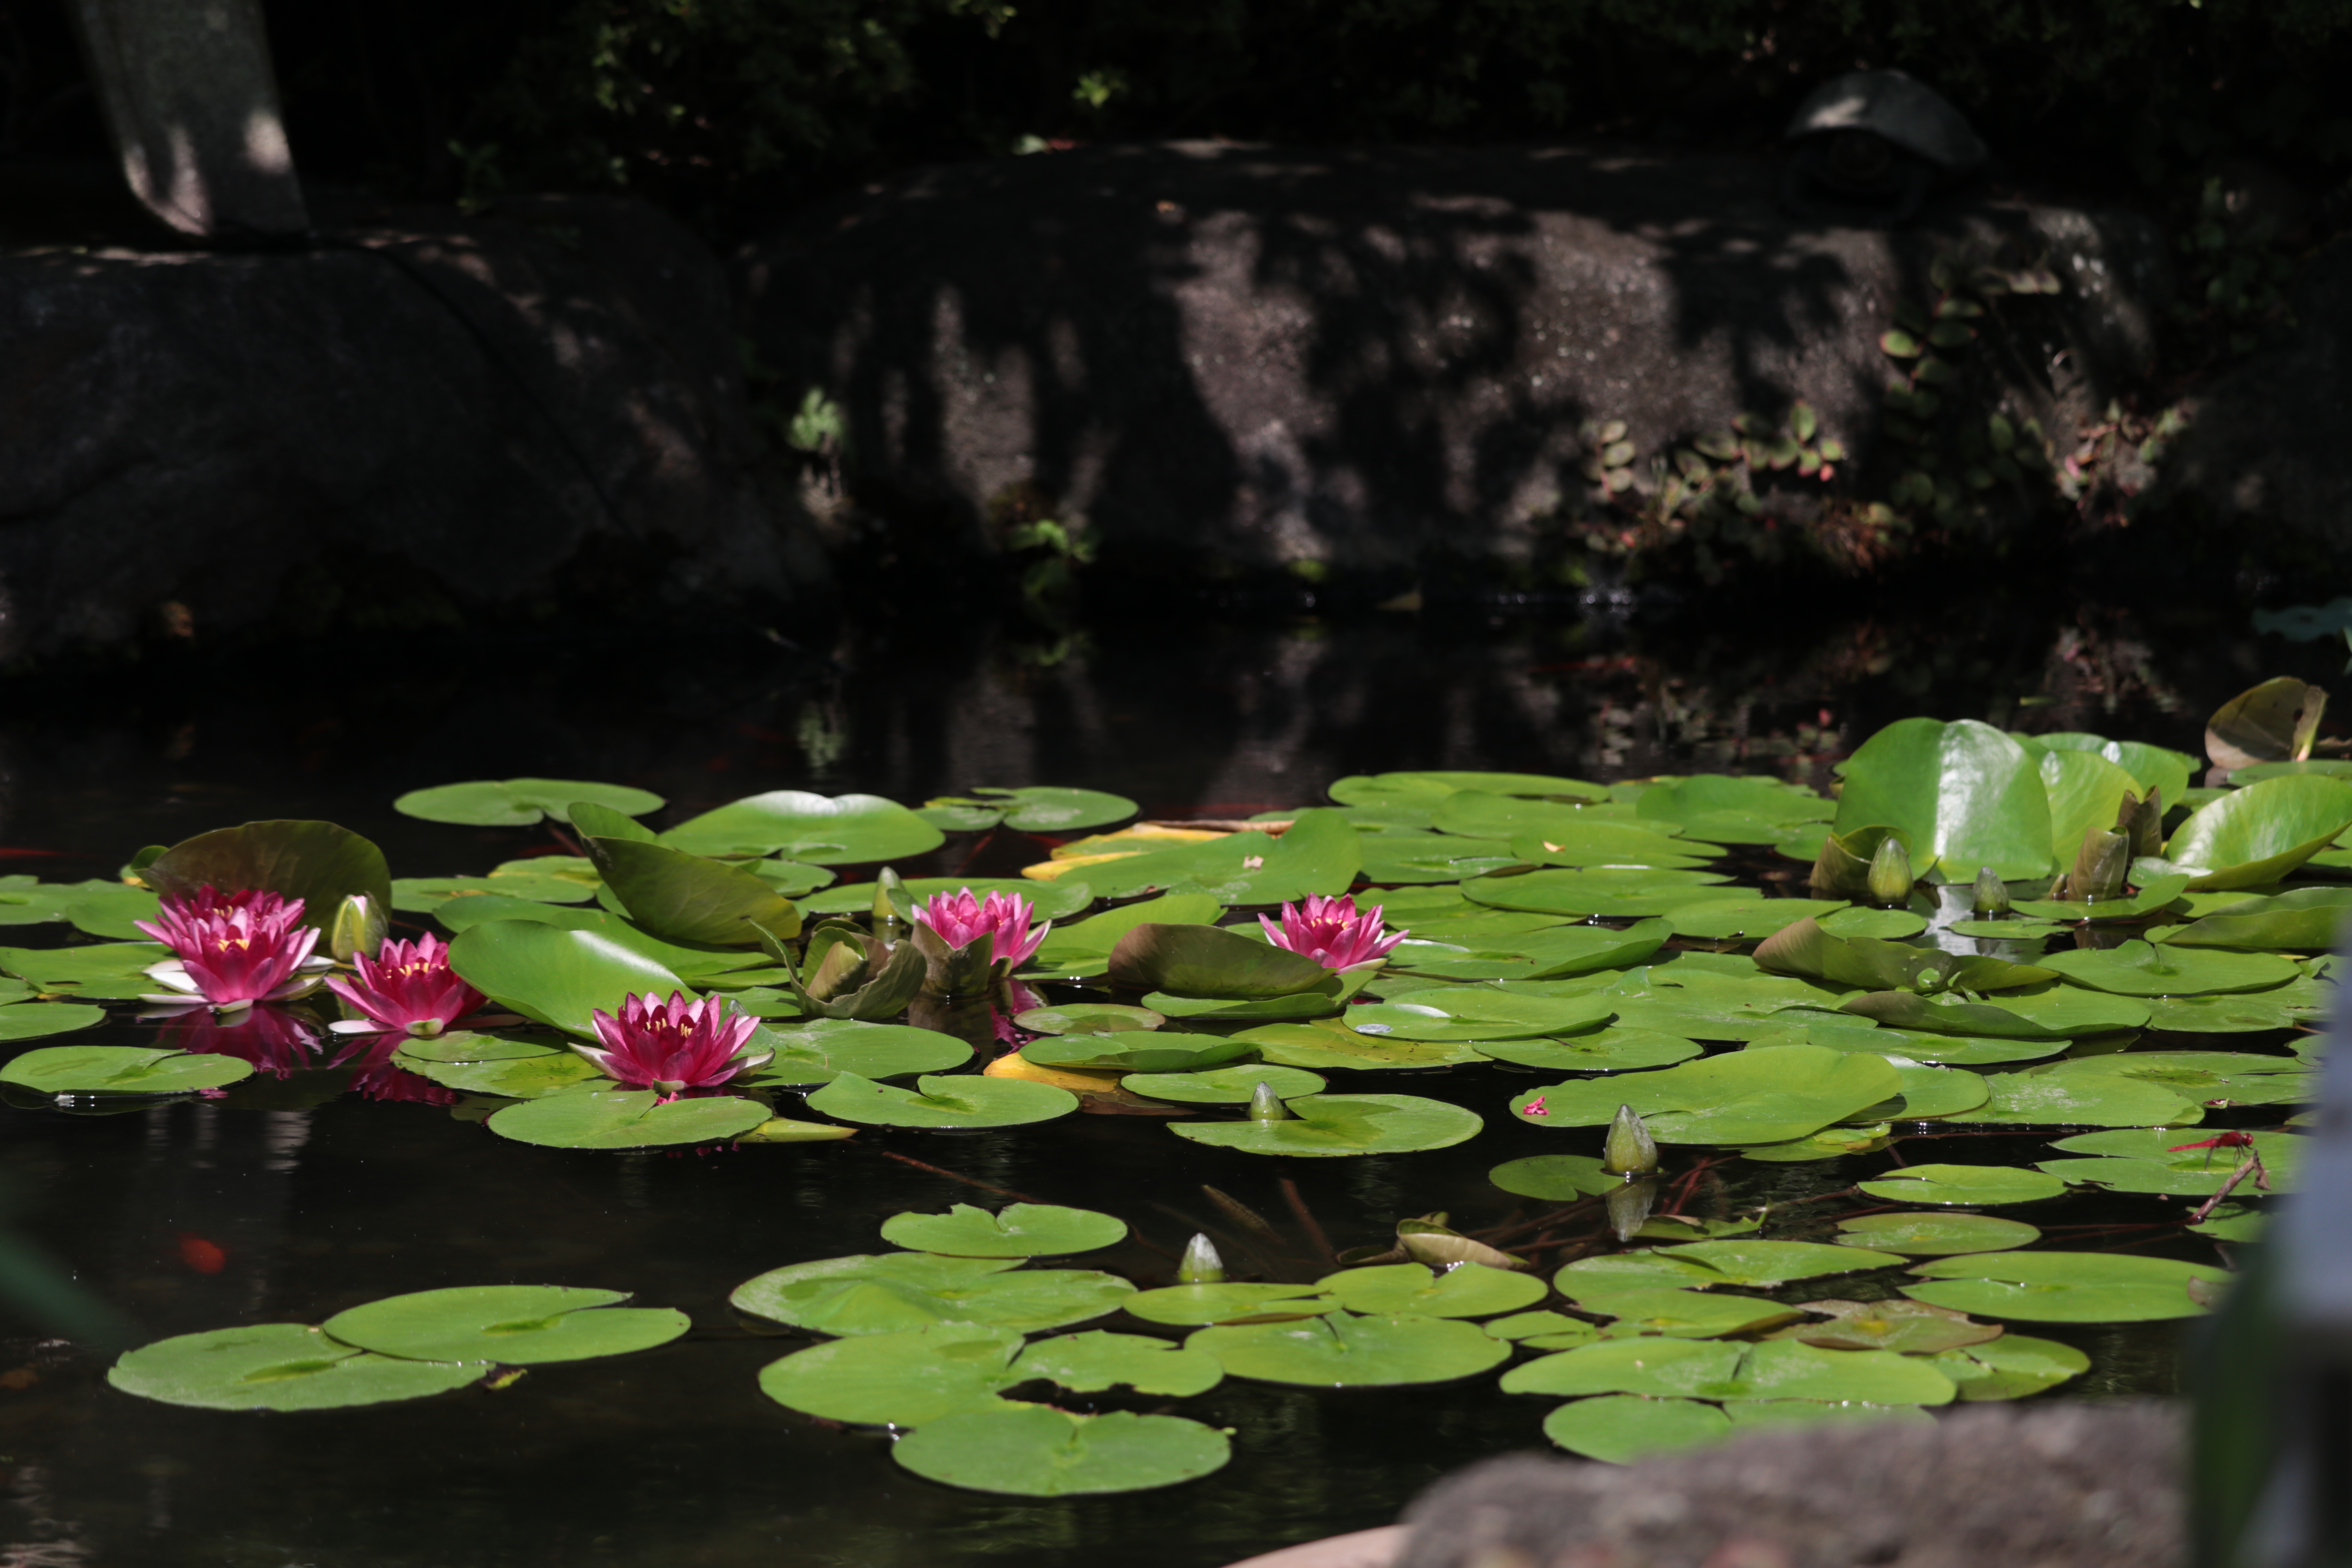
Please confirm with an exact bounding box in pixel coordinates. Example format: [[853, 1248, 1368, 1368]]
[[107, 1324, 478, 1412], [393, 779, 663, 827], [1511, 1045, 1900, 1145], [1542, 1395, 1733, 1463], [1121, 1284, 1338, 1328], [1855, 1164, 2065, 1205], [1123, 1064, 1327, 1104], [145, 820, 392, 936], [1902, 1251, 2226, 1323], [759, 1324, 1022, 1425], [1106, 923, 1338, 1000], [1022, 894, 1222, 978], [0, 1040, 243, 1094], [1476, 1028, 1703, 1073], [1171, 1093, 1483, 1157], [1832, 719, 2054, 880], [806, 1071, 1078, 1130], [1502, 1338, 1955, 1405], [487, 1089, 771, 1149], [742, 1020, 973, 1087], [584, 837, 802, 948], [731, 1253, 1134, 1336], [2154, 886, 2352, 952], [321, 1285, 688, 1365], [2163, 773, 2352, 884], [1387, 920, 1670, 983], [891, 1404, 1230, 1497], [805, 877, 1096, 921], [1834, 1212, 2042, 1255], [1187, 1311, 1510, 1387], [1929, 1334, 2091, 1400], [1488, 1154, 1618, 1201], [1316, 1263, 1545, 1319], [878, 1203, 1127, 1258], [1664, 898, 1851, 942]]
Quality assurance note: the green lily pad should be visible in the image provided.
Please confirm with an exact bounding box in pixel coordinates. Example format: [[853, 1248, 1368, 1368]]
[[0, 941, 167, 996], [2011, 874, 2194, 924], [806, 1071, 1078, 1130], [1600, 965, 1861, 1042], [1143, 989, 1343, 1023], [2033, 734, 2194, 806], [1484, 1310, 1599, 1347], [445, 920, 695, 1038], [321, 1285, 688, 1365], [1106, 922, 1340, 1000], [891, 1404, 1230, 1497], [1855, 1163, 2066, 1205], [878, 1203, 1127, 1258], [107, 1324, 479, 1412], [1541, 1395, 1733, 1463], [731, 1253, 1135, 1336], [1902, 1251, 2226, 1322], [1502, 1338, 1955, 1405], [1940, 1071, 2202, 1128], [741, 1020, 973, 1087], [2038, 1127, 2300, 1194], [2038, 747, 2145, 869], [1834, 1212, 2043, 1255], [1511, 1045, 1900, 1145], [585, 837, 803, 949], [2165, 773, 2352, 882], [144, 820, 392, 935], [0, 1042, 247, 1094], [1171, 1093, 1483, 1157], [1187, 1311, 1510, 1386], [1386, 920, 1671, 983], [1819, 908, 1931, 939], [1234, 1020, 1492, 1069], [1488, 1154, 1619, 1201], [407, 1051, 604, 1099], [2042, 1050, 2314, 1106], [1948, 987, 2155, 1037], [1021, 1032, 1255, 1073], [1735, 1123, 1893, 1162], [1725, 1400, 1938, 1435], [394, 873, 601, 913], [1664, 898, 1852, 941], [2155, 886, 2352, 952], [487, 1088, 771, 1149], [1770, 1298, 2002, 1354], [1556, 1240, 1906, 1298], [759, 1324, 1023, 1424], [2188, 1203, 2267, 1243], [1014, 1331, 1225, 1396], [393, 778, 663, 827], [1012, 1003, 1166, 1035], [660, 791, 945, 864], [2036, 940, 2301, 997], [1476, 1027, 1703, 1073], [1121, 1284, 1338, 1327], [1950, 918, 2067, 940], [1357, 830, 1523, 884], [1437, 795, 1714, 864], [1316, 1262, 1546, 1319], [1833, 718, 2055, 880], [1463, 868, 1740, 918], [1851, 1063, 1992, 1120], [920, 786, 1138, 834], [1122, 1064, 1328, 1104], [1581, 1289, 1804, 1339], [1022, 894, 1222, 978], [393, 1032, 559, 1064], [1347, 988, 1615, 1042], [1928, 1334, 2091, 1400]]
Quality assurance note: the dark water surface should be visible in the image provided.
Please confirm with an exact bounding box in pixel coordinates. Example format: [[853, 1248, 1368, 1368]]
[[0, 603, 2319, 1566]]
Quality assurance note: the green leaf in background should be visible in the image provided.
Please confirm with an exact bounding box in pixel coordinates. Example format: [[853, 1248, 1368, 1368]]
[[759, 1324, 1023, 1425], [1188, 1312, 1510, 1386], [807, 1071, 1078, 1130], [1013, 1332, 1225, 1397], [321, 1286, 688, 1365], [891, 1405, 1230, 1497], [1509, 1045, 1900, 1145], [1347, 987, 1615, 1042], [1902, 1251, 2226, 1322], [2164, 773, 2352, 880], [585, 837, 801, 947], [925, 786, 1139, 833], [2031, 734, 2196, 806], [107, 1324, 479, 1412], [1476, 1027, 1702, 1073], [743, 1020, 973, 1087], [730, 1254, 1133, 1336], [878, 1203, 1127, 1258], [1022, 1032, 1254, 1073], [1929, 1334, 2091, 1400], [1541, 1395, 1734, 1463], [2037, 748, 2142, 867], [144, 820, 392, 935], [1316, 1263, 1546, 1319], [1123, 1064, 1328, 1103], [1488, 1154, 1618, 1200], [1557, 1240, 1905, 1297], [393, 779, 663, 827], [1023, 893, 1223, 976], [1105, 923, 1338, 1000], [1462, 867, 1739, 918], [1502, 1338, 1955, 1405], [1834, 1211, 2042, 1255], [0, 1042, 247, 1094], [487, 1089, 771, 1149], [2036, 940, 2300, 997], [660, 791, 946, 864], [1120, 1284, 1339, 1328], [1170, 1093, 1482, 1157], [2156, 886, 2352, 951], [446, 921, 692, 1037], [1833, 718, 2055, 879]]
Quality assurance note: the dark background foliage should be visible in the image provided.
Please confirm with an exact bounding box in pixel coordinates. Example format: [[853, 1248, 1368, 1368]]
[[5, 0, 2352, 236]]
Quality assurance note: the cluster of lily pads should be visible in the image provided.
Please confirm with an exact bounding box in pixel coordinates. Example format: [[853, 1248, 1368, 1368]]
[[4, 677, 2337, 1483]]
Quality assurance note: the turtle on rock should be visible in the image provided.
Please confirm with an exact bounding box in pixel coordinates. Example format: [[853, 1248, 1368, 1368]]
[[1781, 70, 1987, 226]]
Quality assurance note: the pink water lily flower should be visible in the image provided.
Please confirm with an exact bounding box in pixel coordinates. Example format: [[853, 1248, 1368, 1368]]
[[136, 886, 334, 1012], [913, 887, 1051, 968], [1259, 893, 1405, 969], [573, 992, 771, 1096], [325, 931, 487, 1038]]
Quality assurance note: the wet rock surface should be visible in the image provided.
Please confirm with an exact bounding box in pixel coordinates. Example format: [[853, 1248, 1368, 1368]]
[[1392, 1401, 2181, 1568], [738, 142, 2169, 581], [0, 191, 826, 658]]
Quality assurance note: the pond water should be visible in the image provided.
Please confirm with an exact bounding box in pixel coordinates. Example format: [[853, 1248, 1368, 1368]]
[[0, 601, 2325, 1567]]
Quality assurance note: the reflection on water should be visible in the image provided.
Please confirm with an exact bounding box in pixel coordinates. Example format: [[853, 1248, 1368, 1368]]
[[0, 597, 2321, 1565]]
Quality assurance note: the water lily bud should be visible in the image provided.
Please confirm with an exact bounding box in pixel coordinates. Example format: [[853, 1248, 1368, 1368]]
[[1605, 1178, 1658, 1243], [1866, 837, 1914, 907], [872, 868, 909, 946], [2116, 789, 2164, 860], [1972, 866, 2011, 918], [1248, 1082, 1295, 1122], [1178, 1233, 1225, 1285], [2071, 827, 2129, 903], [329, 893, 388, 963], [1602, 1103, 1659, 1176]]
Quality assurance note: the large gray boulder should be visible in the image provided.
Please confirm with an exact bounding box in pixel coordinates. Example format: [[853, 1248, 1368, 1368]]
[[0, 192, 827, 657], [738, 142, 2169, 583]]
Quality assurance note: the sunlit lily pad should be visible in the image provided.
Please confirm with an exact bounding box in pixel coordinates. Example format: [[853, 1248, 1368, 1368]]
[[0, 1040, 242, 1094], [1438, 794, 1713, 864], [1316, 1262, 1545, 1319], [1121, 1284, 1339, 1327], [1510, 1045, 1900, 1145], [804, 877, 1097, 922], [2139, 989, 2328, 1033], [1488, 1154, 1618, 1201], [1855, 1163, 2065, 1205], [1015, 1331, 1225, 1396], [1347, 988, 1615, 1042], [1484, 1310, 1598, 1348], [1832, 719, 2054, 880], [1556, 1240, 1905, 1297], [878, 1203, 1127, 1258], [2038, 1127, 2300, 1195], [1726, 1400, 1938, 1436], [1123, 1064, 1328, 1104], [2010, 874, 2194, 923], [1463, 868, 1740, 918], [1187, 1311, 1510, 1386], [1902, 1251, 2226, 1322], [107, 1324, 479, 1412], [1664, 898, 1851, 942], [742, 1020, 974, 1087], [1850, 1063, 1992, 1121], [759, 1323, 1023, 1425], [407, 1051, 603, 1099], [321, 1285, 688, 1365], [1013, 1003, 1166, 1035], [1940, 1071, 2201, 1128], [1735, 1123, 1892, 1162], [1541, 1395, 1732, 1463], [1234, 1020, 1491, 1070], [1021, 1032, 1254, 1073], [731, 1253, 1134, 1336], [1770, 1298, 2001, 1354], [1387, 920, 1670, 982], [891, 1404, 1230, 1496], [1502, 1338, 1955, 1405], [1635, 775, 1835, 845], [487, 1088, 771, 1149], [1928, 1334, 2091, 1400], [2188, 1203, 2266, 1243], [1833, 1212, 2042, 1255], [2038, 940, 2301, 998], [1022, 893, 1222, 977], [1818, 907, 1930, 939], [1581, 1289, 1803, 1339], [807, 1071, 1078, 1130], [1170, 1093, 1482, 1157], [2163, 773, 2352, 884], [1936, 987, 2154, 1037], [392, 778, 663, 827], [660, 791, 946, 864], [446, 920, 695, 1038], [2042, 1050, 2314, 1106], [1476, 1027, 1703, 1073], [2155, 886, 2352, 951], [1357, 831, 1522, 884]]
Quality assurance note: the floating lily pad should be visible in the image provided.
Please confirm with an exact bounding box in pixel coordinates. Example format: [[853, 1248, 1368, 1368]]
[[1950, 919, 2067, 940], [759, 1324, 1022, 1424], [1475, 1028, 1703, 1073], [1387, 920, 1670, 982], [1021, 1032, 1254, 1074], [1724, 1401, 1938, 1436], [1121, 1284, 1339, 1328], [1357, 831, 1522, 884], [1541, 1395, 1734, 1463], [2156, 886, 2352, 951], [1488, 1154, 1619, 1201], [1771, 1298, 2001, 1355], [446, 920, 695, 1038], [2011, 875, 2194, 923], [393, 779, 664, 827], [394, 873, 600, 912], [407, 1051, 604, 1099], [1143, 989, 1343, 1023], [1347, 989, 1616, 1042], [658, 791, 946, 864], [1107, 922, 1341, 1000], [1187, 1311, 1510, 1386], [1940, 1071, 2201, 1129], [2163, 773, 2352, 884], [1819, 908, 1930, 939], [1928, 1334, 2091, 1400], [742, 1020, 974, 1087], [891, 1404, 1230, 1497], [1122, 1064, 1328, 1104], [1855, 1164, 2066, 1205], [1484, 1311, 1598, 1347], [1171, 1093, 1483, 1157], [1022, 894, 1222, 977], [1439, 795, 1713, 864], [2139, 990, 2326, 1033], [0, 1039, 236, 1094], [2042, 1050, 2314, 1106], [1950, 987, 2154, 1037], [1502, 1338, 1955, 1405], [2037, 1127, 2301, 1195], [107, 1324, 479, 1412], [1902, 1251, 2226, 1322], [731, 1253, 1134, 1336], [1235, 1020, 1491, 1070], [1833, 1212, 2042, 1256], [807, 1071, 1078, 1130], [2188, 1204, 2267, 1243], [1316, 1262, 1546, 1319], [0, 940, 168, 997], [2037, 940, 2300, 997], [1852, 1063, 1993, 1121], [487, 1088, 771, 1149], [1510, 1045, 1900, 1145], [1013, 1003, 1166, 1036], [1634, 775, 1835, 846], [1664, 898, 1852, 942], [878, 1203, 1127, 1258], [1735, 1123, 1892, 1162], [1463, 868, 1740, 918], [321, 1285, 688, 1365], [1556, 1240, 1906, 1297], [923, 786, 1139, 834], [1582, 1289, 1803, 1339]]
